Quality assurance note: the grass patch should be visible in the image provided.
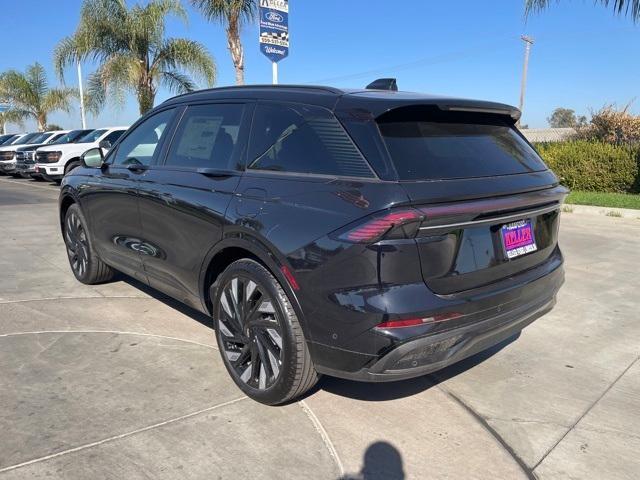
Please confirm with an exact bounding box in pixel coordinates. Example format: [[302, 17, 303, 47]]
[[566, 191, 640, 210]]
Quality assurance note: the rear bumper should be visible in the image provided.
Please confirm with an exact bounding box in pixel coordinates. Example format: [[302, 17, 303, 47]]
[[309, 250, 564, 382], [314, 295, 555, 382]]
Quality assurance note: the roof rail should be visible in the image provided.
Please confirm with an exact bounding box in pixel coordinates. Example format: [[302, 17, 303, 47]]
[[163, 84, 344, 103]]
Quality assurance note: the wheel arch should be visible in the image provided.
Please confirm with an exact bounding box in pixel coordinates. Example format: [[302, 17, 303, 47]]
[[199, 235, 310, 340]]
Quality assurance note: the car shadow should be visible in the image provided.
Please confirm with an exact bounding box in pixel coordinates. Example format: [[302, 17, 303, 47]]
[[118, 274, 214, 331], [118, 272, 517, 403], [311, 333, 520, 402]]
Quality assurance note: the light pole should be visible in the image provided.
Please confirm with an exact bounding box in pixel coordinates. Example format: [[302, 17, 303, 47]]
[[77, 62, 87, 129], [518, 35, 534, 127]]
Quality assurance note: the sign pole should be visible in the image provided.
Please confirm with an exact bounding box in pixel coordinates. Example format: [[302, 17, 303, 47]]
[[272, 62, 278, 85]]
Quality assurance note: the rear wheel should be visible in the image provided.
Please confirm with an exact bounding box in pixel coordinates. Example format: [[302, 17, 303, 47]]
[[212, 259, 318, 405], [63, 204, 114, 284]]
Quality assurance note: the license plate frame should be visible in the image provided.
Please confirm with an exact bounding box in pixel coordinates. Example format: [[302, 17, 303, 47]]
[[501, 219, 537, 259]]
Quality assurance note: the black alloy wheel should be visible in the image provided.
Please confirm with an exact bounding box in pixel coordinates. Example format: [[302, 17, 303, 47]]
[[213, 259, 318, 404]]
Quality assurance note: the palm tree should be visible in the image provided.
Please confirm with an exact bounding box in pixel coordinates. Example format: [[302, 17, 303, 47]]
[[191, 0, 256, 85], [0, 63, 77, 131], [55, 0, 217, 115], [525, 0, 640, 22]]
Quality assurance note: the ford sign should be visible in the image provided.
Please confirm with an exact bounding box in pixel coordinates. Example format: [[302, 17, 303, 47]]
[[265, 11, 283, 22]]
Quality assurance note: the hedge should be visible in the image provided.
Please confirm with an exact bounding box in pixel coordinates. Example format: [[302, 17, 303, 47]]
[[535, 140, 639, 193]]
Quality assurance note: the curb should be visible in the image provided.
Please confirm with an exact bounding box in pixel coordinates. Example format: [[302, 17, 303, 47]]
[[563, 203, 640, 219]]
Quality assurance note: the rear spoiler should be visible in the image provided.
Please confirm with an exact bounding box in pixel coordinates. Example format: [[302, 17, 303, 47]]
[[438, 104, 521, 122]]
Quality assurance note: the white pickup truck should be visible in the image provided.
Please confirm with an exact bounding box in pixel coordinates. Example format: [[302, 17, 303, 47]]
[[0, 131, 65, 175], [35, 126, 129, 181]]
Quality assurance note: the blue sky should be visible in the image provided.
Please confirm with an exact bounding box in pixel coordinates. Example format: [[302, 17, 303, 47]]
[[1, 0, 638, 131]]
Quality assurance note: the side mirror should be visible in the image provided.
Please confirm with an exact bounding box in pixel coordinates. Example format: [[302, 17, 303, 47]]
[[81, 148, 104, 168], [98, 140, 112, 150]]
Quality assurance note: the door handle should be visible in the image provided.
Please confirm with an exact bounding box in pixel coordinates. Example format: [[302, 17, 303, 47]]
[[126, 163, 148, 173], [197, 167, 236, 178]]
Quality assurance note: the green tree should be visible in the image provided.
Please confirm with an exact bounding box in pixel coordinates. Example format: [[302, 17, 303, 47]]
[[548, 107, 580, 128], [191, 0, 256, 85], [0, 63, 77, 131], [525, 0, 640, 22], [45, 123, 64, 131], [55, 0, 217, 115]]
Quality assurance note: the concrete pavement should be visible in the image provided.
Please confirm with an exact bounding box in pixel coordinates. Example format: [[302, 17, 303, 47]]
[[0, 176, 638, 479]]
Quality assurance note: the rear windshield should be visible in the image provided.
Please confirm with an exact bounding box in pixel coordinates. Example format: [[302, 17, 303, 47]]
[[377, 108, 547, 180]]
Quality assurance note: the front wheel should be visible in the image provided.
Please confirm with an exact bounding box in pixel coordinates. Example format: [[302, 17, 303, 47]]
[[212, 259, 319, 405], [63, 204, 115, 284]]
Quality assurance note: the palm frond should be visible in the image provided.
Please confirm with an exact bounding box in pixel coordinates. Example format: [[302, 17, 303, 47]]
[[190, 0, 256, 25], [153, 38, 216, 87], [42, 88, 78, 114], [525, 0, 640, 21], [160, 70, 197, 94]]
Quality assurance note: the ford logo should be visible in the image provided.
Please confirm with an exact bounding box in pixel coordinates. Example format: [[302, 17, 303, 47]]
[[265, 11, 283, 22]]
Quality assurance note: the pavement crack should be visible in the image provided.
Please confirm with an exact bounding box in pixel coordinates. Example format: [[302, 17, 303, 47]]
[[0, 396, 248, 475], [437, 385, 536, 480], [532, 354, 640, 471], [298, 400, 345, 477]]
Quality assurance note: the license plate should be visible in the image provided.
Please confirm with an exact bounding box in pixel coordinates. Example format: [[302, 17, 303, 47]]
[[501, 219, 537, 259]]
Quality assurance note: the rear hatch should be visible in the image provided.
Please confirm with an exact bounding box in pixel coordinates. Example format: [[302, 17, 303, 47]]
[[376, 105, 567, 294]]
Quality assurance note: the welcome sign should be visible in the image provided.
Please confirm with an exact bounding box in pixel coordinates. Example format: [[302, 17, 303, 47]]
[[259, 0, 289, 63]]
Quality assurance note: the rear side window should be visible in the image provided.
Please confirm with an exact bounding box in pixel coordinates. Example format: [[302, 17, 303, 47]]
[[377, 107, 547, 180], [166, 103, 245, 169], [248, 103, 374, 178]]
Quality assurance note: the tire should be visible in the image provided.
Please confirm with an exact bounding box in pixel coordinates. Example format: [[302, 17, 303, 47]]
[[63, 204, 115, 284], [212, 259, 319, 405], [65, 160, 81, 176]]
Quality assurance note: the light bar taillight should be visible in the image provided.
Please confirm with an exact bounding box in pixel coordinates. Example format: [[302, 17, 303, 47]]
[[375, 313, 462, 330], [336, 209, 423, 243]]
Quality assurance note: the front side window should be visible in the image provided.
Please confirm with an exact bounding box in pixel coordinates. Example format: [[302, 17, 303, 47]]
[[248, 103, 374, 178], [111, 109, 174, 166], [165, 104, 245, 169]]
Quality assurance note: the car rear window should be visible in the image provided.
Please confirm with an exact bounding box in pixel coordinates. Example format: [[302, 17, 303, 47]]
[[377, 107, 547, 180]]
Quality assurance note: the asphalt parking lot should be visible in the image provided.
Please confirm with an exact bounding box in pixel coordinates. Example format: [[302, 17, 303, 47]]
[[0, 176, 638, 480]]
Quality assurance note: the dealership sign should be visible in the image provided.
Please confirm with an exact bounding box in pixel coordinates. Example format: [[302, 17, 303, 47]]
[[259, 0, 289, 63]]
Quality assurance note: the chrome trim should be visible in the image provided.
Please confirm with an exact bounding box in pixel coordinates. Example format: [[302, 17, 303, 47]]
[[419, 204, 559, 231]]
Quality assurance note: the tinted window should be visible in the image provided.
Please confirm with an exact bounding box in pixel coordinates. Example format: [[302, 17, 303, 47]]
[[111, 109, 174, 166], [102, 130, 125, 145], [12, 133, 40, 145], [47, 133, 66, 143], [0, 134, 15, 145], [78, 129, 107, 143], [52, 129, 94, 144], [377, 108, 547, 180], [166, 104, 244, 169], [248, 103, 373, 178]]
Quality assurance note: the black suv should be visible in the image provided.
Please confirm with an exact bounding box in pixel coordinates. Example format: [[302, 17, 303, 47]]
[[60, 82, 566, 404]]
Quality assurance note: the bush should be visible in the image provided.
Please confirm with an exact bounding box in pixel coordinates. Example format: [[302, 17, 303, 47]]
[[536, 140, 639, 193], [577, 105, 640, 144]]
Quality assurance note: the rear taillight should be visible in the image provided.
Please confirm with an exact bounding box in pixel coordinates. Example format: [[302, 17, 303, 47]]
[[333, 208, 424, 244], [375, 313, 462, 330]]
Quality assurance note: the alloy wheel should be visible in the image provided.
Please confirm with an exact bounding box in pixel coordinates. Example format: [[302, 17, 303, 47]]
[[64, 211, 89, 278], [217, 275, 284, 390]]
